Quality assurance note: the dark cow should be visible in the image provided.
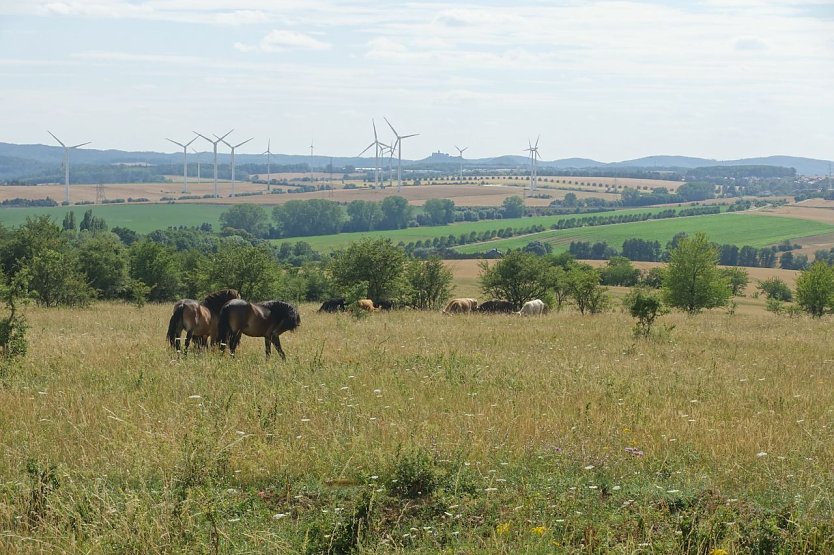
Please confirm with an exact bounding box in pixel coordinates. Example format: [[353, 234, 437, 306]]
[[374, 299, 395, 311], [477, 300, 515, 314], [318, 298, 346, 313]]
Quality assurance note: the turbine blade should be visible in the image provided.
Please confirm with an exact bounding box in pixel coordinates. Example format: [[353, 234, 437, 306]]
[[194, 131, 213, 143], [70, 141, 91, 149], [384, 117, 398, 137], [185, 135, 199, 147], [218, 129, 234, 141], [372, 119, 378, 141], [401, 133, 419, 139], [47, 130, 66, 147], [235, 137, 254, 148], [166, 138, 185, 148], [358, 142, 375, 156]]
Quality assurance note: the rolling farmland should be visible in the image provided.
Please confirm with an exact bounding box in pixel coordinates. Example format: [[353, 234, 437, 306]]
[[454, 213, 834, 254]]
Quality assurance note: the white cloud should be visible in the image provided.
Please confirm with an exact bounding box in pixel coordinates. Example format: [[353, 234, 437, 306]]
[[260, 29, 330, 51]]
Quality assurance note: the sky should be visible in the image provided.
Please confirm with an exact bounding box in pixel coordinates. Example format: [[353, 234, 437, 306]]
[[0, 0, 832, 162]]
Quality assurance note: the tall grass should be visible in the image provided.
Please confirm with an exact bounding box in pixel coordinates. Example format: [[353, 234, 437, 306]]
[[1, 303, 833, 552]]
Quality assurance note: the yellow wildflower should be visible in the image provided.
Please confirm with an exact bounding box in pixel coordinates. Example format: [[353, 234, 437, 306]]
[[531, 526, 546, 536], [710, 549, 729, 555], [496, 522, 511, 535]]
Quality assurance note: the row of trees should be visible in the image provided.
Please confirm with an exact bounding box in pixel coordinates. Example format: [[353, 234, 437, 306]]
[[0, 216, 457, 311]]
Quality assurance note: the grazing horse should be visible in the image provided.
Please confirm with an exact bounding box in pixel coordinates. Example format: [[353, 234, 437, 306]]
[[517, 299, 546, 316], [357, 299, 377, 312], [318, 298, 346, 313], [166, 289, 240, 352], [477, 300, 515, 314], [217, 299, 301, 359], [374, 299, 395, 311], [442, 298, 478, 314]]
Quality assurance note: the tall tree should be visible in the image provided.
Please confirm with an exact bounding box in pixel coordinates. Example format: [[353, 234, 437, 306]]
[[795, 262, 834, 317], [379, 196, 413, 230], [219, 204, 270, 238], [662, 232, 730, 313], [405, 257, 454, 310], [330, 239, 407, 300], [479, 251, 554, 309]]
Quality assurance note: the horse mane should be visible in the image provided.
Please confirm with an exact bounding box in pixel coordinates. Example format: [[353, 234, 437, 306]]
[[201, 289, 241, 315], [257, 300, 301, 331]]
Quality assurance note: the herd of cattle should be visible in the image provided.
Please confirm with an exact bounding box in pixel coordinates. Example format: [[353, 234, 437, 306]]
[[317, 297, 547, 316]]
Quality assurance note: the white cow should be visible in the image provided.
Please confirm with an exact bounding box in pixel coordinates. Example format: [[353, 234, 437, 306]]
[[517, 299, 545, 316]]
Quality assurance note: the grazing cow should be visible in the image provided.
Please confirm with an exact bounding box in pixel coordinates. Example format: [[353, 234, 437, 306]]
[[517, 299, 546, 316], [477, 300, 515, 314], [442, 298, 478, 314], [318, 298, 346, 313], [374, 299, 395, 311], [357, 299, 377, 312]]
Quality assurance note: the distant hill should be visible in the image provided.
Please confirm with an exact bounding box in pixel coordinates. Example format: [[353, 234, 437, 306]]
[[0, 142, 829, 179]]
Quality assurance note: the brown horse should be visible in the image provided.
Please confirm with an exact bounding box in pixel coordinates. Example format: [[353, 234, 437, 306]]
[[217, 299, 301, 359], [166, 289, 240, 352]]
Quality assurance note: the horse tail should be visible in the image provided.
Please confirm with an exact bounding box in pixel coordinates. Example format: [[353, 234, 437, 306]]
[[217, 304, 233, 349], [167, 302, 185, 348]]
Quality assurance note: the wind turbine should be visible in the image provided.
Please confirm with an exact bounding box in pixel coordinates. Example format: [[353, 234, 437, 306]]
[[195, 129, 233, 197], [219, 135, 253, 197], [524, 136, 541, 192], [455, 145, 468, 182], [47, 131, 90, 204], [384, 117, 419, 192], [263, 139, 272, 191], [166, 135, 198, 193], [308, 140, 315, 181], [190, 147, 201, 184], [358, 119, 389, 188]]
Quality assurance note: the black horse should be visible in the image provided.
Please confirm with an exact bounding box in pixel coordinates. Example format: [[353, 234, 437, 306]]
[[318, 298, 346, 313], [477, 300, 515, 313], [217, 299, 301, 359], [373, 299, 395, 311]]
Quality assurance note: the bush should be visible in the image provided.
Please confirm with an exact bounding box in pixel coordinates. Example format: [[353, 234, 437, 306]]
[[757, 277, 792, 302], [600, 256, 640, 287], [663, 233, 730, 313], [566, 265, 610, 314], [624, 287, 668, 337], [721, 267, 749, 296]]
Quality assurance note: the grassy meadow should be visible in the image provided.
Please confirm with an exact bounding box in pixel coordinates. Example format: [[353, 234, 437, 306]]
[[0, 204, 228, 234], [455, 213, 834, 254], [1, 300, 833, 552], [277, 206, 703, 253]]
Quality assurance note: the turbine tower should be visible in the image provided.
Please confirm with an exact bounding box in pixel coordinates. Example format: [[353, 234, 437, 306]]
[[47, 131, 90, 204], [455, 145, 468, 182], [195, 129, 233, 197], [219, 135, 253, 197], [358, 119, 388, 188], [384, 117, 419, 192], [166, 135, 198, 193], [263, 139, 272, 191], [309, 140, 315, 181], [524, 136, 541, 192], [191, 147, 201, 184]]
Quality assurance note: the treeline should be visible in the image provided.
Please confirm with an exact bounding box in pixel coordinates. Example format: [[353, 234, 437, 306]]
[[219, 196, 526, 239], [0, 215, 458, 312], [425, 205, 722, 259], [566, 234, 809, 270]]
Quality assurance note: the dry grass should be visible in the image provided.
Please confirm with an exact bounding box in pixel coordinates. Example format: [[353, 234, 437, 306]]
[[1, 296, 833, 551]]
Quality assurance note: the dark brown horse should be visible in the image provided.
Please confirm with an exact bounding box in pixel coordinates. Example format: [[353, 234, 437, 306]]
[[166, 289, 240, 352], [217, 299, 301, 359]]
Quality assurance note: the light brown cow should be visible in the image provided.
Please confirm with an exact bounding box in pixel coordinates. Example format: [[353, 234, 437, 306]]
[[357, 299, 377, 312], [442, 298, 478, 314]]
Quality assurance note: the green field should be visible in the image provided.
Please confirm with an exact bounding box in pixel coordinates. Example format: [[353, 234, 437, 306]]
[[277, 207, 697, 252], [0, 204, 227, 233], [455, 213, 834, 254]]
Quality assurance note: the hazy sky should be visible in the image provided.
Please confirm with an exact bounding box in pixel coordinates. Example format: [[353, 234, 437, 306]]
[[0, 0, 832, 161]]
